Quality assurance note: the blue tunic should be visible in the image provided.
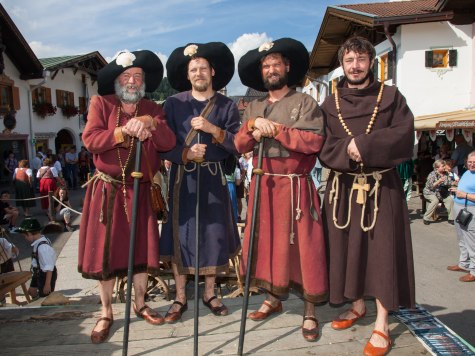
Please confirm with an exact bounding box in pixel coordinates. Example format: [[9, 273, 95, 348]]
[[160, 91, 241, 275]]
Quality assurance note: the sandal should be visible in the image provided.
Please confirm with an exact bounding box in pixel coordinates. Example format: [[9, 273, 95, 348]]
[[133, 304, 164, 325], [91, 317, 113, 344], [202, 295, 228, 316], [363, 329, 392, 356], [164, 300, 188, 323], [302, 316, 319, 342]]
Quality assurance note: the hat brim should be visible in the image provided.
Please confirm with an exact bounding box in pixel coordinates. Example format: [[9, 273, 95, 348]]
[[238, 38, 309, 92], [166, 42, 234, 92], [98, 50, 164, 96]]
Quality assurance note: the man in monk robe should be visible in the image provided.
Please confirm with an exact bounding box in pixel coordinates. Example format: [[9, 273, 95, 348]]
[[160, 42, 241, 322], [235, 38, 328, 342], [319, 36, 415, 356], [78, 50, 176, 343]]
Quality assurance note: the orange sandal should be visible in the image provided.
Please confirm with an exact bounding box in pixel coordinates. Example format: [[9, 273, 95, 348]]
[[363, 330, 392, 356], [331, 308, 366, 330]]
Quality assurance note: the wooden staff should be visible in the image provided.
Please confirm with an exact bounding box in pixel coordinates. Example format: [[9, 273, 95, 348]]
[[238, 138, 265, 356], [194, 131, 204, 356], [122, 140, 143, 356]]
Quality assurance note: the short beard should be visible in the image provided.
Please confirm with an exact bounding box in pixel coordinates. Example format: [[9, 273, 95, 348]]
[[263, 73, 288, 91], [345, 70, 371, 86], [193, 81, 210, 92], [114, 80, 145, 104]]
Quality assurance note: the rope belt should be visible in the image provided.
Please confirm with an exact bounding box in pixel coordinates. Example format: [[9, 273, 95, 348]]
[[328, 168, 392, 232], [264, 172, 309, 245], [81, 170, 121, 222], [176, 161, 226, 186]]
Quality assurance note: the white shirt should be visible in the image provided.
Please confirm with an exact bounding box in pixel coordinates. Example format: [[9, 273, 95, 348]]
[[0, 237, 15, 263], [37, 166, 59, 178], [53, 161, 62, 173], [31, 236, 56, 272]]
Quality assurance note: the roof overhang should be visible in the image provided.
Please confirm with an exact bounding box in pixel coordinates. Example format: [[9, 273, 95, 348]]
[[0, 4, 43, 79], [309, 5, 454, 78], [41, 51, 108, 80], [415, 109, 475, 130]]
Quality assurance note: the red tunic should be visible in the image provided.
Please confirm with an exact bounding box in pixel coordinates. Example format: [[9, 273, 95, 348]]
[[78, 95, 176, 280], [235, 91, 328, 303]]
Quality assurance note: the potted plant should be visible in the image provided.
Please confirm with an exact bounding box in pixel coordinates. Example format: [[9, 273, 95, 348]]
[[33, 102, 57, 118], [60, 104, 80, 118]]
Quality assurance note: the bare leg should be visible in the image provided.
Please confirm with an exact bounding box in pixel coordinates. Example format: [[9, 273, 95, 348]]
[[368, 299, 390, 347], [92, 279, 115, 332], [132, 272, 148, 310], [167, 263, 188, 313]]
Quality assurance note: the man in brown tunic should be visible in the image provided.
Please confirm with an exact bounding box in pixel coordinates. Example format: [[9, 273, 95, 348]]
[[319, 37, 415, 356]]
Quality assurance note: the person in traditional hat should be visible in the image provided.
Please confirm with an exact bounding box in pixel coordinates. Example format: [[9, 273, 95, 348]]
[[319, 36, 415, 356], [15, 218, 57, 299], [160, 42, 241, 322], [78, 50, 176, 343], [234, 38, 328, 342]]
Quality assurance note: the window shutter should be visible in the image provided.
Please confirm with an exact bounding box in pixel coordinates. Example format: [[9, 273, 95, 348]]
[[68, 92, 74, 106], [32, 88, 38, 104], [387, 51, 394, 80], [449, 49, 457, 67], [12, 86, 20, 110], [79, 97, 86, 114], [56, 89, 62, 106], [45, 88, 52, 104], [373, 58, 379, 80], [425, 51, 433, 67]]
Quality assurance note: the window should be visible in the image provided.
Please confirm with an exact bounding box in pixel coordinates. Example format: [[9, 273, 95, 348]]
[[0, 74, 19, 113], [425, 49, 457, 68], [32, 87, 52, 104], [56, 89, 74, 107], [379, 52, 393, 81]]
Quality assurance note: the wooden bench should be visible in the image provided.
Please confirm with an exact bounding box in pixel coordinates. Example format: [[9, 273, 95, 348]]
[[0, 271, 32, 304]]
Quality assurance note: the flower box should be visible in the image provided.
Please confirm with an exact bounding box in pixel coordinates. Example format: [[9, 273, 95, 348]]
[[33, 102, 57, 118]]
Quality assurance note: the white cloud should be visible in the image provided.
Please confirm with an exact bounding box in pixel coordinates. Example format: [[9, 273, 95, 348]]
[[227, 33, 272, 96]]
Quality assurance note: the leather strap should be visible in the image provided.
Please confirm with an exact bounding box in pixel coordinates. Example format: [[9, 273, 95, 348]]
[[303, 316, 318, 323], [372, 329, 390, 341]]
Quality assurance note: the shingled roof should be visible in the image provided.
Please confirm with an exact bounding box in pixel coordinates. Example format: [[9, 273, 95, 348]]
[[308, 0, 473, 78], [39, 52, 107, 80]]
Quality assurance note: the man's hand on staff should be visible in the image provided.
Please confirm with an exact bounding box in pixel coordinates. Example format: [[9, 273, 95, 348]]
[[122, 116, 154, 141], [347, 138, 362, 163], [187, 143, 207, 162], [253, 117, 278, 138]]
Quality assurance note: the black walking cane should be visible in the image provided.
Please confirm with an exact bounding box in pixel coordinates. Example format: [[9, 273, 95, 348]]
[[122, 139, 143, 356], [194, 132, 204, 356], [238, 138, 265, 356]]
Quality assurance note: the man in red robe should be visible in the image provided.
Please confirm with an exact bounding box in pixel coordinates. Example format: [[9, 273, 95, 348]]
[[78, 50, 176, 343], [319, 37, 415, 356], [235, 38, 328, 342]]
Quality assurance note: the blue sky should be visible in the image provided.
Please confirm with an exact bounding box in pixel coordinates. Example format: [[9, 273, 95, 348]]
[[3, 0, 385, 94]]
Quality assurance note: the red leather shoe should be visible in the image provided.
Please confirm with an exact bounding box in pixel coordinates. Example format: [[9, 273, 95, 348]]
[[459, 273, 475, 282], [248, 300, 282, 321], [363, 330, 392, 356], [90, 317, 113, 344], [331, 308, 366, 330], [164, 300, 188, 323], [302, 316, 319, 342], [133, 304, 165, 325], [447, 265, 469, 272]]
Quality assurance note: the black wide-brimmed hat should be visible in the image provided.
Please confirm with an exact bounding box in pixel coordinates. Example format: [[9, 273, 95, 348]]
[[98, 50, 164, 96], [238, 38, 309, 92], [166, 42, 235, 92], [15, 217, 42, 233]]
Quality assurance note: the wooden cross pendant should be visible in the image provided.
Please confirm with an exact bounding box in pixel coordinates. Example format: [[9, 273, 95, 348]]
[[353, 176, 370, 205]]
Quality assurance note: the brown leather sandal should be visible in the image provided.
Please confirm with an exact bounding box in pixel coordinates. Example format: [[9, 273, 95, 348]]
[[202, 295, 228, 316], [133, 304, 165, 325], [91, 317, 113, 344], [302, 316, 319, 342]]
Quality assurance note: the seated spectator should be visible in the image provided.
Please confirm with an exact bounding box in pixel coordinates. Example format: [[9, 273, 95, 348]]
[[423, 159, 454, 225], [53, 187, 74, 232], [0, 191, 19, 232], [16, 218, 58, 298]]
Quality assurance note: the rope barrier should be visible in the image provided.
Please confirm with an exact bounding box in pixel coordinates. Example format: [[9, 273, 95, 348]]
[[3, 194, 83, 215]]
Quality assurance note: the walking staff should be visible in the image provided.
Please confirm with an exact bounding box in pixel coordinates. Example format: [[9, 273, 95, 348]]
[[194, 131, 203, 355], [159, 43, 241, 340], [238, 139, 264, 355], [234, 38, 328, 352], [78, 50, 176, 345], [122, 140, 142, 356]]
